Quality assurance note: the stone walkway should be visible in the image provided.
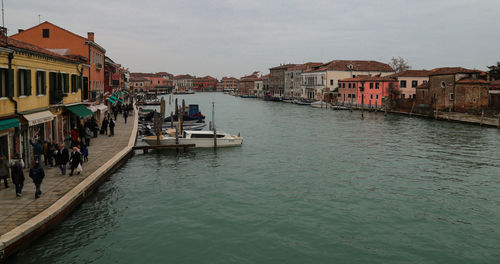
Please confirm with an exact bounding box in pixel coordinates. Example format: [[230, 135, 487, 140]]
[[437, 112, 500, 127], [0, 111, 135, 235]]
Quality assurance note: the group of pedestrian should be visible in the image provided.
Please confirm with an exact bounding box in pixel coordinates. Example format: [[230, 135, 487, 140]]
[[0, 99, 132, 200]]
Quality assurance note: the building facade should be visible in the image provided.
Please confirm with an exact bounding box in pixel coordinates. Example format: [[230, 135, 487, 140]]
[[338, 76, 397, 107], [284, 62, 322, 99], [220, 77, 239, 92], [173, 74, 194, 91], [269, 64, 297, 97], [388, 70, 430, 99], [193, 76, 217, 91]]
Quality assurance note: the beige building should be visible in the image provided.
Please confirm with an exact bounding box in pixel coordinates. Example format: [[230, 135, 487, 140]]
[[388, 70, 431, 99]]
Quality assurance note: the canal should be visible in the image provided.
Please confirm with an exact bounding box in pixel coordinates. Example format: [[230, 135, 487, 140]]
[[8, 93, 500, 263]]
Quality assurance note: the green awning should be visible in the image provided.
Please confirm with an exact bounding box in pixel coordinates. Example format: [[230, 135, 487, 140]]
[[106, 97, 116, 104], [66, 104, 94, 118], [110, 95, 124, 104], [0, 118, 19, 131]]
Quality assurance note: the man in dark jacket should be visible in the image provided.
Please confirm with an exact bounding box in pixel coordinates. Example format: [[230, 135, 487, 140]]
[[9, 154, 25, 197], [0, 154, 9, 188], [69, 147, 82, 176], [101, 117, 109, 135], [29, 139, 43, 165], [56, 144, 69, 175], [108, 118, 115, 137], [29, 160, 45, 199]]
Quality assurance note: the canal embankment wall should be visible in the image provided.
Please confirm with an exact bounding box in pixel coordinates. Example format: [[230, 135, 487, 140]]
[[0, 105, 139, 261]]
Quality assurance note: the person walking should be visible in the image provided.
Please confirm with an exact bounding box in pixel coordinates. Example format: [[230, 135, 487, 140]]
[[101, 117, 109, 135], [85, 126, 91, 146], [82, 145, 89, 162], [47, 141, 55, 168], [69, 147, 82, 176], [91, 118, 99, 138], [123, 109, 128, 124], [29, 160, 45, 199], [109, 118, 115, 137], [0, 155, 9, 188], [9, 154, 24, 197], [56, 144, 69, 175], [113, 108, 118, 120], [29, 139, 43, 165]]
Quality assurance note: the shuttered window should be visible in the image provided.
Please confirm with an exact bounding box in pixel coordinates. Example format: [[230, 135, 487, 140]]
[[36, 71, 46, 95], [17, 69, 31, 96], [71, 74, 77, 93]]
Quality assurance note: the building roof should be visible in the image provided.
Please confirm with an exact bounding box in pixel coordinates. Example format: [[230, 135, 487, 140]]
[[270, 64, 297, 70], [339, 75, 397, 82], [288, 62, 323, 71], [173, 74, 194, 80], [455, 78, 490, 84], [312, 60, 394, 73], [196, 75, 217, 80], [221, 77, 239, 81], [416, 82, 429, 89], [131, 72, 173, 78], [388, 70, 431, 78], [130, 77, 149, 82], [428, 67, 483, 76], [6, 37, 79, 63]]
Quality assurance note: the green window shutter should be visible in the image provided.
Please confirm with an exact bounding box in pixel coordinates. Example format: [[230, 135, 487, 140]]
[[57, 73, 62, 93], [26, 70, 32, 96], [17, 69, 21, 96], [42, 72, 47, 95], [64, 74, 69, 93], [7, 69, 14, 97]]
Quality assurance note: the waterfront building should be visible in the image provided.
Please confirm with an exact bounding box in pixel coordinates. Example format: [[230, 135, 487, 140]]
[[490, 80, 500, 108], [262, 74, 270, 94], [387, 70, 430, 99], [173, 74, 194, 91], [0, 33, 87, 166], [285, 62, 322, 99], [338, 75, 397, 108], [254, 78, 263, 97], [130, 77, 152, 93], [238, 72, 260, 95], [193, 76, 217, 92], [104, 57, 121, 94], [130, 72, 173, 94], [427, 67, 488, 112], [269, 64, 297, 97], [11, 21, 106, 102], [120, 68, 130, 90], [300, 60, 394, 100], [220, 77, 239, 92]]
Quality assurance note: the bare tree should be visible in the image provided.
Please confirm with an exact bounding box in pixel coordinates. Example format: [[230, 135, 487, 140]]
[[389, 57, 411, 73]]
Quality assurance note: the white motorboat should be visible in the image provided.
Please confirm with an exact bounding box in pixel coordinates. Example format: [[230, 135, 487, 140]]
[[310, 101, 332, 108], [143, 130, 243, 148]]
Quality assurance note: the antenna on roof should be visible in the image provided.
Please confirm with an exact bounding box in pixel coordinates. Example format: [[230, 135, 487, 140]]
[[38, 14, 41, 24], [1, 0, 4, 29]]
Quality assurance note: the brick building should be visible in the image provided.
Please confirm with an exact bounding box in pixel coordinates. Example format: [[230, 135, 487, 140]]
[[193, 76, 217, 91], [269, 64, 297, 97]]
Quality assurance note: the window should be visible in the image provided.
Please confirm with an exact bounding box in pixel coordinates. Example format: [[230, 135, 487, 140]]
[[71, 74, 77, 93], [18, 69, 31, 96], [42, 29, 50, 38], [330, 80, 333, 85], [375, 83, 379, 89], [36, 71, 46, 95], [353, 83, 356, 88], [62, 73, 69, 93], [412, 80, 418, 88], [450, 93, 454, 101], [402, 94, 405, 99], [400, 80, 406, 88], [376, 95, 379, 99], [370, 94, 373, 99], [342, 83, 345, 88], [441, 81, 446, 88], [352, 94, 356, 99], [0, 68, 14, 97], [369, 83, 373, 89], [348, 94, 351, 98], [348, 83, 352, 88]]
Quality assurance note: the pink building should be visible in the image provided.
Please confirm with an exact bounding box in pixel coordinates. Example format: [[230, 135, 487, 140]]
[[338, 76, 397, 107]]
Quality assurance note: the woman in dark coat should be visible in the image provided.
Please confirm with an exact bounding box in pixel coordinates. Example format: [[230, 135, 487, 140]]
[[69, 147, 82, 176], [101, 117, 109, 135], [29, 160, 44, 199]]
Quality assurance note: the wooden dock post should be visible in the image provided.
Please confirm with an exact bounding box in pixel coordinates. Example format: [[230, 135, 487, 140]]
[[213, 125, 217, 149], [175, 126, 179, 145], [361, 94, 364, 119], [409, 100, 415, 116], [498, 114, 500, 128], [448, 107, 451, 120], [209, 121, 212, 131], [170, 112, 174, 128]]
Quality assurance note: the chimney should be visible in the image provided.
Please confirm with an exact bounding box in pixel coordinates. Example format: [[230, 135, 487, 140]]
[[87, 32, 94, 42], [18, 29, 24, 33], [0, 27, 7, 47]]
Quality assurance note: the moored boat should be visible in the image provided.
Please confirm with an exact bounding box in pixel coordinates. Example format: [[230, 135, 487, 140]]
[[143, 130, 243, 148]]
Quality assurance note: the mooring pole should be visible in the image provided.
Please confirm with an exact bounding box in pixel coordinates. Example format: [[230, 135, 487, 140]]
[[213, 125, 217, 149]]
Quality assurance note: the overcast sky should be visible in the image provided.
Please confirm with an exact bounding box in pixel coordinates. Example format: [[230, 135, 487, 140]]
[[6, 0, 500, 78]]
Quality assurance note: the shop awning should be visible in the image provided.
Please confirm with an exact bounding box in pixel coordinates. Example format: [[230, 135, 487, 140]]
[[0, 118, 19, 130], [106, 97, 116, 105], [86, 105, 98, 113], [110, 95, 124, 104], [66, 104, 94, 118], [23, 110, 56, 126], [95, 104, 108, 112]]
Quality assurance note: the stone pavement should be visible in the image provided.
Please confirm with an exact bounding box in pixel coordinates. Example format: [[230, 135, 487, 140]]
[[437, 112, 500, 127], [0, 111, 135, 235]]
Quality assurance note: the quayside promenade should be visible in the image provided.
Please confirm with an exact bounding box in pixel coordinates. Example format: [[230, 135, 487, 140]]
[[0, 109, 137, 259]]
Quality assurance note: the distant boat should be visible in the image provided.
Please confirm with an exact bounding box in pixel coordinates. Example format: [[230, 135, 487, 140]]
[[310, 101, 332, 108], [294, 99, 312, 105], [240, 95, 257, 98], [143, 130, 243, 148], [263, 93, 282, 102]]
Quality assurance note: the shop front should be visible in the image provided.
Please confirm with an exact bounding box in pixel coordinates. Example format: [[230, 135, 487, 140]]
[[0, 118, 20, 162], [21, 110, 56, 166]]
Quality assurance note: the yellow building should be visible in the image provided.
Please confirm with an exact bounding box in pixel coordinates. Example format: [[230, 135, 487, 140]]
[[0, 33, 92, 166]]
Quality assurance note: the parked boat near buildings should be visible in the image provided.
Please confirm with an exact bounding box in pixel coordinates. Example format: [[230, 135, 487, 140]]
[[143, 130, 243, 148]]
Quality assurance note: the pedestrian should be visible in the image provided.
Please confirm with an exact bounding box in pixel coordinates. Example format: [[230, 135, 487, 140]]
[[82, 145, 88, 162], [42, 140, 49, 166], [109, 118, 115, 137], [71, 127, 78, 142], [47, 141, 55, 168], [9, 154, 24, 197], [69, 147, 82, 176], [101, 117, 109, 135], [85, 126, 91, 146], [123, 109, 128, 124], [91, 118, 98, 138], [29, 139, 43, 165], [113, 108, 118, 120], [29, 160, 45, 199], [0, 154, 9, 188], [56, 144, 69, 175]]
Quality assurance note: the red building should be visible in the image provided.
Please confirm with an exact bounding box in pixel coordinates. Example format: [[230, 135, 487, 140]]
[[239, 72, 260, 95], [220, 77, 239, 92], [11, 21, 106, 102], [338, 76, 397, 108], [193, 76, 218, 91], [130, 72, 173, 94], [104, 57, 121, 93]]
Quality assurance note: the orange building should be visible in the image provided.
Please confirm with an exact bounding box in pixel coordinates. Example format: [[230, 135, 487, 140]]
[[11, 21, 106, 102]]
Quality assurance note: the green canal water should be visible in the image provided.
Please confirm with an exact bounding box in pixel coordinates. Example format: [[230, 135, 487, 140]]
[[8, 93, 500, 263]]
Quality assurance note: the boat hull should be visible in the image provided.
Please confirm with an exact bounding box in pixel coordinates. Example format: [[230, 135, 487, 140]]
[[144, 137, 243, 148]]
